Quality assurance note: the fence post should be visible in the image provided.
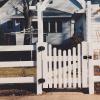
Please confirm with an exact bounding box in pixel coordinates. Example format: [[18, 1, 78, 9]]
[[36, 43, 43, 95], [37, 42, 48, 94]]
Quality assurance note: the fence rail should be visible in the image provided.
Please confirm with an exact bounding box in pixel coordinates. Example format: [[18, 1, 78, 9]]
[[0, 45, 36, 84], [0, 61, 36, 67]]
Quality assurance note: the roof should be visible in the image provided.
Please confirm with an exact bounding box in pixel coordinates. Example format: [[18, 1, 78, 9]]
[[47, 0, 83, 14], [91, 0, 100, 4]]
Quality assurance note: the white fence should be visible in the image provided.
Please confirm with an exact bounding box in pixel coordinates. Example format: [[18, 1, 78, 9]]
[[37, 42, 89, 94], [0, 42, 99, 95], [0, 45, 36, 84]]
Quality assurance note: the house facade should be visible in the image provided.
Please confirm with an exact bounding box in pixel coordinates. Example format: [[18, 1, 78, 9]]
[[0, 0, 100, 95]]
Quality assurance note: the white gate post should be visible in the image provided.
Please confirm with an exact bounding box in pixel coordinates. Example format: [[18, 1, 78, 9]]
[[36, 0, 51, 94], [86, 1, 94, 94], [36, 2, 44, 95]]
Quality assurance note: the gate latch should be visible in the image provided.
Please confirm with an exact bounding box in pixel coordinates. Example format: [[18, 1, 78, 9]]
[[83, 55, 92, 59]]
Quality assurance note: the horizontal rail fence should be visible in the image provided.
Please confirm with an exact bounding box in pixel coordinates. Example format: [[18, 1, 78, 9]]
[[0, 45, 36, 83]]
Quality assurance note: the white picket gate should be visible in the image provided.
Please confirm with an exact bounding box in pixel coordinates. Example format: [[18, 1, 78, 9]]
[[37, 41, 89, 94]]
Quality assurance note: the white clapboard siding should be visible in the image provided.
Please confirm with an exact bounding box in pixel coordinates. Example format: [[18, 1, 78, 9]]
[[77, 44, 81, 88], [0, 45, 35, 51], [68, 49, 72, 88], [53, 48, 58, 88], [58, 49, 63, 88], [82, 42, 88, 88], [48, 44, 53, 88], [62, 50, 67, 88], [72, 47, 77, 88]]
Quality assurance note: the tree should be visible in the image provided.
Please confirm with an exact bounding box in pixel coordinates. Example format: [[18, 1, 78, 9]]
[[10, 0, 35, 30], [22, 0, 31, 29]]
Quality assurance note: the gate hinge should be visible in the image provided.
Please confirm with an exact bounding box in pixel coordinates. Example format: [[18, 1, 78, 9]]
[[83, 55, 92, 59], [38, 46, 45, 52], [38, 78, 45, 84]]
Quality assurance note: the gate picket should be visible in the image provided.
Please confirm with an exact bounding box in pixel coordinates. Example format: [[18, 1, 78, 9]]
[[68, 49, 72, 88], [58, 50, 63, 88], [73, 47, 77, 88], [77, 44, 81, 88], [53, 48, 58, 88], [63, 50, 68, 88], [48, 44, 53, 88]]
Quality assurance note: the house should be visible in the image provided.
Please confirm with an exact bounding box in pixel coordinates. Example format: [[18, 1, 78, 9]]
[[0, 0, 100, 95], [0, 0, 84, 47]]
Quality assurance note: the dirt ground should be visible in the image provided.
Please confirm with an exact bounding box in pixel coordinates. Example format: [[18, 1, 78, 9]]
[[0, 92, 100, 100]]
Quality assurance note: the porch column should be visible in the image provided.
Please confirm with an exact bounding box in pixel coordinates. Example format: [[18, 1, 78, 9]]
[[71, 20, 75, 37]]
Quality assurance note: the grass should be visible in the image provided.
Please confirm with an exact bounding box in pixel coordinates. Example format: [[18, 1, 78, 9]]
[[0, 67, 36, 77]]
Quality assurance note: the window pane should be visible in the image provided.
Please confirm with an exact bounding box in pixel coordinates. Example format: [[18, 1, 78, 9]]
[[50, 21, 55, 33], [57, 21, 62, 33], [43, 21, 48, 33]]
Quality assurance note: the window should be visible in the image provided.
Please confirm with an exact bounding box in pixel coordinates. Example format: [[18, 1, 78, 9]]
[[57, 21, 62, 33], [43, 21, 62, 33], [43, 21, 48, 33]]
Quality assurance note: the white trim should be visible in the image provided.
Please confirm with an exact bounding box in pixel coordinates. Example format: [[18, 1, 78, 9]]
[[0, 45, 35, 51], [0, 61, 36, 67], [0, 77, 35, 84]]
